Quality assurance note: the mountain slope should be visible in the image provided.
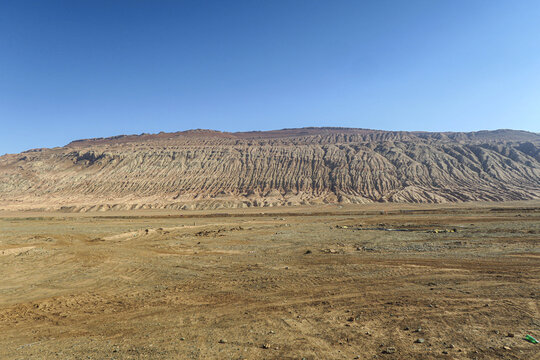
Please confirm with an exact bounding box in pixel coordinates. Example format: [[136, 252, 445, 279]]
[[1, 128, 539, 211]]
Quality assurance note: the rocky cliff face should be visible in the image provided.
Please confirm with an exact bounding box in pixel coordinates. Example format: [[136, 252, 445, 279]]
[[1, 128, 539, 211]]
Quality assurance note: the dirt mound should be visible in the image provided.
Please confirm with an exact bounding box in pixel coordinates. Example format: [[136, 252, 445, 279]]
[[0, 127, 539, 211]]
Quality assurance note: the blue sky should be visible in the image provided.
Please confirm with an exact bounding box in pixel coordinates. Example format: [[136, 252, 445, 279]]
[[1, 1, 539, 154]]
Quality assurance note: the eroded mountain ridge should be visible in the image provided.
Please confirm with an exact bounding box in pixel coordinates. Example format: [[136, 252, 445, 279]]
[[1, 128, 539, 211]]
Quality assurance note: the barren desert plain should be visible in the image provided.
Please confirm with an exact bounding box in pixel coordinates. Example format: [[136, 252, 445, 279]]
[[4, 0, 540, 357], [1, 202, 539, 359]]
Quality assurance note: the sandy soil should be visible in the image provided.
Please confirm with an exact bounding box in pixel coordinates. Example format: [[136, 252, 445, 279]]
[[0, 202, 539, 359]]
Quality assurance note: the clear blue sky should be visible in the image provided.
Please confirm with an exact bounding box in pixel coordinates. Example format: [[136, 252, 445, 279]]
[[1, 1, 539, 154]]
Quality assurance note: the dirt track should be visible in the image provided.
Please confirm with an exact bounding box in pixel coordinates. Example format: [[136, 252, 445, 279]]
[[1, 203, 539, 359]]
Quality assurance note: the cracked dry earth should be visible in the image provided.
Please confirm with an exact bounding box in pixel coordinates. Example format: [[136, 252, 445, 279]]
[[0, 203, 539, 359]]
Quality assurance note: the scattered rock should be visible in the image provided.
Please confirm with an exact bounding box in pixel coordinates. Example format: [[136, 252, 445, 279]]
[[322, 248, 338, 254], [357, 246, 376, 252], [415, 338, 425, 343], [503, 346, 511, 350], [218, 339, 227, 344], [382, 347, 396, 354], [261, 343, 270, 349], [507, 333, 515, 338], [304, 250, 312, 254]]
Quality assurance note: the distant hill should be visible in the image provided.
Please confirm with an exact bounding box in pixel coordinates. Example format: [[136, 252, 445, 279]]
[[1, 127, 539, 211]]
